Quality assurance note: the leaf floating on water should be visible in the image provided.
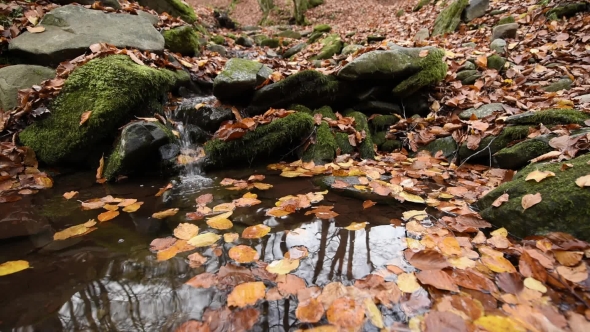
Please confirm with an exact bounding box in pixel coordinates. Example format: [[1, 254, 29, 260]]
[[242, 224, 271, 239], [173, 223, 199, 240], [63, 191, 78, 200], [326, 297, 365, 330], [227, 281, 266, 308], [103, 204, 119, 211], [364, 298, 384, 329], [152, 208, 179, 219], [296, 298, 325, 323], [212, 202, 235, 212], [266, 207, 292, 217], [344, 221, 366, 231], [150, 237, 176, 252], [187, 252, 207, 268], [229, 245, 260, 263], [117, 199, 137, 207], [521, 193, 542, 211], [285, 246, 309, 260], [187, 233, 221, 247], [224, 232, 239, 243], [53, 222, 96, 240], [492, 193, 509, 207], [362, 200, 377, 209], [122, 201, 143, 212], [185, 272, 218, 289], [155, 183, 173, 196], [266, 258, 299, 274], [0, 260, 30, 276], [398, 191, 425, 204], [196, 193, 213, 206], [207, 217, 233, 230], [407, 250, 450, 270], [397, 273, 421, 293], [234, 197, 262, 207], [252, 182, 273, 190], [98, 210, 119, 222]]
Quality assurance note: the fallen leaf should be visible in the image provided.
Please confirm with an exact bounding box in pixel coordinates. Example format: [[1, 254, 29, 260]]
[[227, 282, 266, 308], [207, 217, 233, 230], [364, 298, 384, 328], [242, 224, 271, 239], [296, 298, 325, 323], [397, 273, 421, 293], [155, 183, 172, 196], [26, 26, 45, 33], [63, 191, 78, 199], [344, 221, 366, 231], [474, 316, 525, 332], [363, 200, 377, 209], [266, 258, 299, 274], [187, 252, 207, 268], [0, 260, 29, 276], [187, 233, 221, 247], [174, 223, 199, 240], [229, 245, 260, 263], [523, 277, 547, 293], [326, 297, 365, 329], [554, 250, 583, 267], [97, 210, 119, 222], [196, 193, 213, 206], [481, 254, 516, 273], [152, 208, 179, 219], [416, 270, 459, 292], [521, 193, 542, 210], [96, 155, 104, 182], [492, 193, 509, 207], [407, 250, 450, 270], [122, 202, 143, 212], [186, 272, 218, 288], [575, 175, 590, 187], [53, 223, 94, 240], [525, 170, 555, 182], [224, 232, 239, 243], [556, 264, 588, 283], [79, 111, 92, 126]]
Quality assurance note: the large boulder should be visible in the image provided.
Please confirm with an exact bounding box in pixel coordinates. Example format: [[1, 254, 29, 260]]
[[176, 103, 234, 133], [213, 58, 272, 103], [51, 0, 121, 9], [432, 0, 469, 36], [204, 112, 315, 168], [478, 153, 590, 241], [162, 26, 201, 56], [19, 55, 188, 165], [462, 0, 489, 22], [337, 47, 447, 96], [103, 121, 176, 180], [8, 5, 165, 66], [135, 0, 197, 23], [0, 65, 55, 111]]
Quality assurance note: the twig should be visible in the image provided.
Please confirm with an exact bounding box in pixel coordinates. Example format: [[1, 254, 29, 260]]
[[457, 136, 497, 169], [280, 126, 317, 161]]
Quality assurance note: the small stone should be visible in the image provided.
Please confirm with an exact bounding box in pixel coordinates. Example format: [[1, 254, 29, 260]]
[[260, 38, 280, 48], [496, 16, 515, 26], [487, 54, 506, 71], [341, 44, 363, 55], [576, 94, 590, 104], [313, 24, 331, 33], [458, 61, 476, 71], [236, 36, 253, 47], [543, 78, 573, 92], [459, 103, 505, 120], [490, 38, 506, 55], [283, 42, 306, 58], [277, 30, 301, 39], [462, 42, 477, 48], [207, 44, 227, 56], [462, 0, 489, 22], [211, 35, 225, 45], [456, 70, 481, 85], [489, 9, 508, 15], [414, 28, 430, 42], [367, 35, 386, 43], [491, 23, 518, 41]]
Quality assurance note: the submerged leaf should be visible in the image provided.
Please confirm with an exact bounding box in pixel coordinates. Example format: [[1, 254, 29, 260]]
[[227, 282, 266, 308], [0, 260, 30, 276], [242, 224, 271, 239], [187, 233, 221, 247]]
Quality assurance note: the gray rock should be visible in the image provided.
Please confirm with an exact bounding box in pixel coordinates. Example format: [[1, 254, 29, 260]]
[[491, 23, 518, 41], [458, 61, 476, 71], [456, 69, 481, 84], [283, 42, 306, 58], [462, 0, 489, 21], [576, 94, 590, 104], [353, 101, 402, 115], [136, 0, 197, 23], [176, 104, 234, 132], [313, 34, 343, 60], [459, 103, 505, 120], [403, 90, 432, 116], [414, 28, 430, 42], [213, 58, 272, 102], [341, 44, 363, 55], [207, 44, 227, 56], [9, 5, 164, 66], [543, 78, 573, 92], [104, 121, 174, 180], [490, 38, 506, 55], [137, 10, 160, 25], [419, 136, 457, 159], [0, 65, 55, 111], [242, 26, 261, 31], [277, 30, 301, 39], [462, 42, 477, 48], [367, 35, 386, 43], [236, 36, 254, 47]]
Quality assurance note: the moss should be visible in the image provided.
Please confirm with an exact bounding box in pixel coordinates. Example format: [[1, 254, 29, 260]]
[[335, 132, 355, 154], [260, 38, 280, 48], [392, 48, 448, 96], [373, 131, 387, 146], [432, 0, 469, 36], [309, 0, 324, 7], [493, 138, 553, 170], [289, 104, 312, 113], [344, 110, 375, 159], [458, 125, 531, 161], [19, 55, 181, 165], [252, 34, 269, 45], [506, 109, 590, 126], [396, 9, 405, 17], [204, 112, 315, 167], [166, 0, 197, 23], [277, 30, 302, 39], [478, 153, 590, 241], [211, 35, 225, 45], [307, 31, 324, 44], [312, 34, 343, 60], [313, 24, 331, 33], [546, 2, 589, 20], [413, 0, 431, 11], [302, 122, 338, 163], [227, 33, 237, 40], [381, 139, 402, 152], [371, 115, 399, 131], [162, 26, 200, 56], [313, 106, 337, 120], [420, 136, 458, 159], [496, 16, 515, 25], [487, 54, 506, 71]]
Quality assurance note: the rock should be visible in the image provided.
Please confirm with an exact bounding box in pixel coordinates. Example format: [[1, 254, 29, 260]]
[[252, 34, 269, 45], [458, 61, 476, 71], [456, 69, 481, 85], [0, 65, 55, 111], [403, 90, 432, 116], [344, 110, 375, 160], [277, 30, 301, 39], [266, 50, 279, 58], [543, 78, 573, 92], [207, 44, 227, 56], [176, 104, 234, 133], [490, 38, 506, 55], [51, 0, 121, 9], [367, 35, 386, 43], [490, 9, 508, 15], [370, 115, 400, 131], [576, 94, 590, 104], [213, 58, 273, 103], [313, 24, 332, 33], [8, 5, 165, 66], [353, 101, 401, 115], [314, 176, 411, 206], [458, 125, 531, 161], [477, 153, 590, 241], [381, 139, 402, 152], [459, 103, 505, 120], [432, 0, 469, 36], [419, 136, 457, 159], [496, 16, 515, 25], [491, 23, 518, 41], [307, 31, 325, 44], [0, 203, 51, 240], [137, 10, 160, 25], [301, 106, 338, 164], [334, 132, 355, 154], [546, 2, 589, 20], [204, 112, 315, 168], [162, 26, 200, 56], [211, 35, 225, 45], [493, 136, 553, 170], [462, 42, 477, 48], [462, 0, 489, 22], [413, 0, 431, 11], [18, 55, 188, 165], [313, 34, 343, 60], [337, 47, 447, 96], [136, 0, 197, 23], [246, 70, 354, 115], [341, 44, 363, 55], [414, 28, 430, 42], [260, 38, 280, 48], [283, 42, 306, 58], [505, 108, 590, 126], [487, 54, 506, 71], [242, 26, 261, 31], [236, 36, 254, 47], [103, 121, 175, 180]]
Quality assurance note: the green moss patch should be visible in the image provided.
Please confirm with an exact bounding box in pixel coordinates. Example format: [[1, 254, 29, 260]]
[[344, 109, 375, 160], [505, 109, 590, 126], [162, 26, 200, 56], [392, 48, 448, 96], [432, 0, 469, 36]]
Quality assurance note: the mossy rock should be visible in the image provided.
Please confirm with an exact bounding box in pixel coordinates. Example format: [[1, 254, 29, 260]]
[[252, 34, 269, 45], [477, 153, 590, 241], [203, 112, 315, 168], [456, 70, 481, 85], [392, 48, 448, 96], [260, 38, 281, 48], [136, 0, 197, 23], [419, 136, 457, 159], [370, 114, 399, 131], [546, 2, 589, 20], [19, 55, 187, 165], [211, 35, 225, 45], [381, 139, 402, 152], [505, 109, 590, 126], [300, 106, 338, 164], [162, 26, 200, 56], [335, 132, 355, 154], [288, 104, 313, 113], [344, 109, 375, 160], [283, 42, 307, 58], [246, 70, 353, 115], [277, 30, 302, 39], [487, 54, 506, 71], [493, 136, 553, 170], [432, 0, 469, 36], [458, 125, 531, 161], [496, 16, 515, 26], [307, 31, 324, 44], [413, 0, 431, 11], [313, 24, 331, 33], [312, 34, 343, 60], [543, 78, 573, 92], [309, 0, 324, 7], [459, 103, 505, 120], [212, 58, 273, 103]]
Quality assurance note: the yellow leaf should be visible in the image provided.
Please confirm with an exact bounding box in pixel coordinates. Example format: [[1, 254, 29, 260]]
[[173, 223, 199, 240], [523, 277, 547, 293], [103, 204, 119, 211], [398, 191, 425, 204], [474, 316, 526, 332], [79, 111, 92, 126], [207, 217, 233, 230], [403, 210, 428, 221], [212, 203, 235, 212], [364, 298, 384, 328], [490, 228, 508, 237], [525, 170, 555, 182], [242, 224, 271, 239], [187, 233, 221, 247], [224, 232, 239, 243], [481, 254, 516, 273], [229, 245, 260, 263], [63, 191, 78, 200], [243, 192, 258, 198], [98, 210, 119, 222], [448, 256, 476, 269], [266, 258, 299, 274], [397, 273, 421, 293], [152, 208, 179, 219], [122, 202, 143, 212], [575, 174, 590, 187], [439, 237, 461, 256], [0, 260, 30, 276], [227, 282, 266, 308], [26, 26, 45, 33], [344, 222, 366, 231], [53, 224, 93, 240]]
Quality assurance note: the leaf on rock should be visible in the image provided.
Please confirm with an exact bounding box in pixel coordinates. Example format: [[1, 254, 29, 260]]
[[212, 202, 235, 212], [0, 260, 30, 276], [521, 193, 542, 210], [398, 191, 425, 204], [266, 258, 299, 274], [187, 233, 221, 247], [242, 224, 271, 239], [98, 210, 119, 222], [207, 217, 233, 230], [152, 208, 179, 219], [187, 252, 207, 268], [575, 175, 590, 188], [556, 264, 588, 283], [525, 170, 555, 183], [79, 111, 92, 126], [344, 221, 366, 231], [227, 281, 266, 308], [174, 223, 199, 240], [26, 26, 45, 33], [492, 193, 509, 207], [229, 245, 260, 263], [296, 298, 325, 323]]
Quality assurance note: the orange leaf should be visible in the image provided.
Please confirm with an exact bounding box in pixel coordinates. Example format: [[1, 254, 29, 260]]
[[492, 193, 509, 207], [63, 191, 78, 200], [521, 193, 542, 210], [97, 210, 119, 222], [362, 200, 377, 209], [296, 298, 325, 323], [242, 224, 271, 239], [229, 245, 260, 263], [227, 282, 266, 308], [79, 111, 92, 126]]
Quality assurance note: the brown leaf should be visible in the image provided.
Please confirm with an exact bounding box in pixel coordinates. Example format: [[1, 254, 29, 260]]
[[296, 298, 325, 323], [521, 193, 542, 210], [424, 311, 468, 332], [79, 111, 92, 126], [362, 200, 377, 209], [155, 183, 173, 196], [229, 245, 259, 263], [277, 274, 306, 296], [97, 210, 119, 222], [406, 250, 451, 270], [152, 208, 179, 219], [326, 297, 365, 329], [96, 155, 104, 182], [187, 252, 207, 268], [196, 193, 213, 206], [186, 272, 218, 288], [491, 193, 509, 207], [416, 270, 459, 292], [173, 223, 199, 240], [575, 175, 590, 187], [63, 191, 79, 199], [242, 224, 271, 239], [227, 281, 266, 308]]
